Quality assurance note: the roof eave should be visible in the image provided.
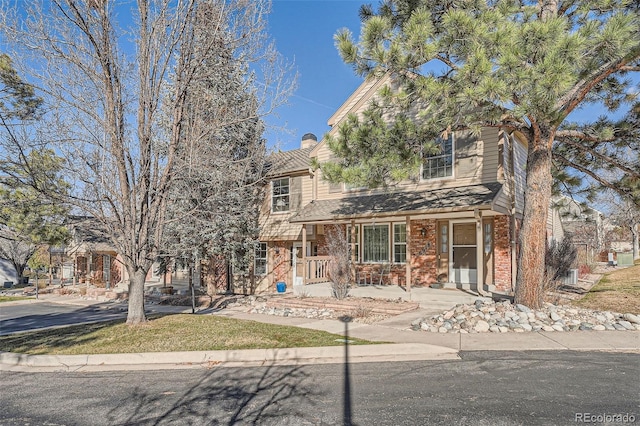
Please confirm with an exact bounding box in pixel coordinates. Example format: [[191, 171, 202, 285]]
[[289, 204, 495, 224]]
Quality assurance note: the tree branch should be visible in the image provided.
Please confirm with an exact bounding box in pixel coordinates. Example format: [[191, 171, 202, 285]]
[[556, 46, 640, 121]]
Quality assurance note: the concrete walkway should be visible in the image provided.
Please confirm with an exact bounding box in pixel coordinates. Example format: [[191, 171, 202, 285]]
[[1, 291, 638, 372]]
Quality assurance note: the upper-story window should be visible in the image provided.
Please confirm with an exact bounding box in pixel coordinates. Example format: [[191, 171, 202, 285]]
[[422, 134, 454, 180], [271, 178, 290, 212]]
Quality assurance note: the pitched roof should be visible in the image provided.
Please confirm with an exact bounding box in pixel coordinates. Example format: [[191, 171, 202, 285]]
[[66, 216, 117, 254], [267, 147, 314, 177], [289, 183, 503, 223]]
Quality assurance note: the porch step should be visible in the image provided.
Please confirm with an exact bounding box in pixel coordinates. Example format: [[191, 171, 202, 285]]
[[442, 282, 497, 293], [265, 296, 419, 316]]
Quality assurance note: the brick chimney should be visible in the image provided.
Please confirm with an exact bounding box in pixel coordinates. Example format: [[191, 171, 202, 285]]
[[301, 133, 318, 149]]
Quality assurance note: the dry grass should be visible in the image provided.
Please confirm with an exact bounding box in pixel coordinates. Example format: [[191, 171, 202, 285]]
[[572, 262, 640, 314], [0, 314, 374, 355], [0, 296, 32, 303]]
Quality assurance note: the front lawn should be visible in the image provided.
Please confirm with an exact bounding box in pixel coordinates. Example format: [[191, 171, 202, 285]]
[[0, 314, 373, 355], [572, 263, 640, 314], [0, 296, 32, 303]]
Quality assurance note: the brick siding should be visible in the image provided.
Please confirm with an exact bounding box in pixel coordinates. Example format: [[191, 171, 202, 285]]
[[493, 215, 512, 292]]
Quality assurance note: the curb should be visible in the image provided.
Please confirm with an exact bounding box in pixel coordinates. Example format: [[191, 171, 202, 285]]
[[0, 343, 460, 372]]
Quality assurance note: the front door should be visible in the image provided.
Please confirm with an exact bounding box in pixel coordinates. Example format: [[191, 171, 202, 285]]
[[451, 222, 477, 284], [436, 221, 449, 282]]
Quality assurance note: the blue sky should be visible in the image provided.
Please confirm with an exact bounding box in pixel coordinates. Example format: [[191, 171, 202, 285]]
[[265, 0, 366, 151], [264, 0, 638, 153]]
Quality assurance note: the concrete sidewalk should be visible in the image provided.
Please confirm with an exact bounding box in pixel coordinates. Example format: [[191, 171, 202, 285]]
[[0, 342, 458, 372], [1, 292, 639, 372], [213, 307, 640, 353]]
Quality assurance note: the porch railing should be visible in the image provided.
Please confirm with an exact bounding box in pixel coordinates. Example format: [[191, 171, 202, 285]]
[[304, 256, 331, 284]]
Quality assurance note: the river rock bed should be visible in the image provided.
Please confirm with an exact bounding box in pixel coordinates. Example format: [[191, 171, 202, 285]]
[[242, 296, 393, 324], [414, 299, 640, 333]]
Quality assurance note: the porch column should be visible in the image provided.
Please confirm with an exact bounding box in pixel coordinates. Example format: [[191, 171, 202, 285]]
[[405, 215, 411, 294], [302, 224, 307, 285], [475, 211, 485, 295], [88, 253, 92, 282]]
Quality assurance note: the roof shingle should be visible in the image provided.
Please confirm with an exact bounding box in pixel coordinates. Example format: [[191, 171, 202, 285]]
[[289, 183, 503, 223], [267, 147, 314, 176]]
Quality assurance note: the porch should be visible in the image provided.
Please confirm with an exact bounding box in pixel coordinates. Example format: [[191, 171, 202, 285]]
[[287, 182, 515, 294], [289, 280, 491, 311]]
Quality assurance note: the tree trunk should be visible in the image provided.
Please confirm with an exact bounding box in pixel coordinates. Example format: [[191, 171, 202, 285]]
[[515, 137, 553, 309], [12, 262, 26, 282], [126, 268, 148, 325]]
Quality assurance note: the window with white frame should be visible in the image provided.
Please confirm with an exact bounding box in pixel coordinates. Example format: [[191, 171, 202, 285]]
[[254, 242, 267, 275], [422, 134, 454, 180], [347, 224, 360, 262], [271, 178, 290, 212], [393, 223, 407, 263], [344, 182, 367, 192], [363, 224, 389, 263]]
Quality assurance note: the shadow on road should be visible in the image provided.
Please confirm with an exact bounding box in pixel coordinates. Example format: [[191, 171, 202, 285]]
[[0, 303, 130, 336], [106, 363, 322, 425]]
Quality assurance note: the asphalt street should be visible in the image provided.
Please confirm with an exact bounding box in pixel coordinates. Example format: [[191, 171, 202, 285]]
[[0, 302, 130, 335], [1, 351, 638, 425]]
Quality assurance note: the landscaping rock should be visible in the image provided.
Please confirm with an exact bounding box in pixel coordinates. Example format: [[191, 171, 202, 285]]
[[618, 320, 635, 330], [417, 298, 639, 334], [623, 313, 640, 325], [474, 320, 490, 332]]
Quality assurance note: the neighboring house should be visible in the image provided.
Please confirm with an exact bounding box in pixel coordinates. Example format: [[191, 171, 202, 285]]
[[553, 196, 604, 263], [65, 217, 124, 288], [220, 75, 561, 296], [64, 217, 187, 289]]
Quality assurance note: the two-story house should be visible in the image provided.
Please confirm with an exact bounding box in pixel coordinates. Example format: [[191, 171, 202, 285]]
[[238, 74, 538, 296]]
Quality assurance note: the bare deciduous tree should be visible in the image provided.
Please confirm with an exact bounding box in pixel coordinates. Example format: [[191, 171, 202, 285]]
[[599, 192, 640, 261], [324, 225, 351, 300], [1, 0, 293, 324]]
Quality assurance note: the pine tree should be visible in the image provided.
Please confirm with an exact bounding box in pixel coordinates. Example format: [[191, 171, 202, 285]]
[[1, 55, 69, 281], [326, 0, 639, 308], [162, 1, 268, 289]]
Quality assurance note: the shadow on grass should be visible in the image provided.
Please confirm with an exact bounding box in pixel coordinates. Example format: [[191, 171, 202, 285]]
[[0, 320, 118, 353], [0, 311, 171, 354], [105, 364, 324, 426]]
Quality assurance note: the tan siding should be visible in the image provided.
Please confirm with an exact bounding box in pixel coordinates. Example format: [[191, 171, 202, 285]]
[[301, 173, 313, 205], [328, 77, 387, 127], [512, 136, 528, 215], [455, 130, 481, 180], [315, 140, 350, 201], [492, 188, 511, 215], [547, 207, 565, 241], [480, 127, 499, 183], [290, 176, 302, 211], [314, 127, 503, 202], [258, 174, 307, 241]]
